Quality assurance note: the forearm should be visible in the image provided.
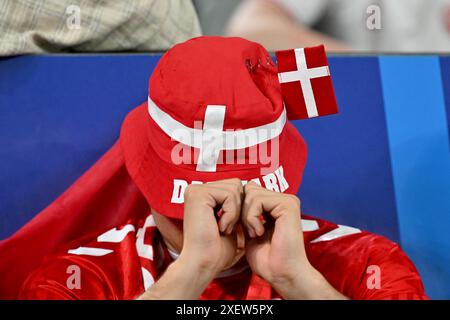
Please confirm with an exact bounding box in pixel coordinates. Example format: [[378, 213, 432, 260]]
[[226, 0, 349, 52], [271, 265, 348, 300], [138, 256, 215, 300]]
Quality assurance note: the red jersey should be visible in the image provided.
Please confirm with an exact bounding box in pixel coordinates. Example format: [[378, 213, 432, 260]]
[[0, 143, 427, 300], [19, 212, 427, 300]]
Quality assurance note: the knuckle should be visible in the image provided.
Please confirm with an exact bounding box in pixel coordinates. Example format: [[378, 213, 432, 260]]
[[184, 184, 201, 200], [234, 194, 242, 207], [234, 181, 243, 191], [227, 184, 241, 197], [246, 193, 260, 209], [245, 183, 262, 196], [244, 182, 254, 192], [229, 177, 242, 186], [244, 183, 257, 195], [244, 192, 255, 206], [224, 187, 234, 198], [285, 194, 301, 208], [183, 186, 193, 199]]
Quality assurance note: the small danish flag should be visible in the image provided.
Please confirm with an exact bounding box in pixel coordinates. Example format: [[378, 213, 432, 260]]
[[276, 45, 339, 120]]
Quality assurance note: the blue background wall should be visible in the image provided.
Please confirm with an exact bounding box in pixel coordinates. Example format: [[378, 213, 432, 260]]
[[0, 54, 449, 298]]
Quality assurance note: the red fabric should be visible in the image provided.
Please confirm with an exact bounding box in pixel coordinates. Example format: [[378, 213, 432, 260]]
[[0, 142, 148, 299], [0, 139, 427, 300], [276, 45, 339, 119], [121, 37, 308, 219], [121, 104, 306, 220], [149, 37, 282, 131], [17, 212, 427, 300]]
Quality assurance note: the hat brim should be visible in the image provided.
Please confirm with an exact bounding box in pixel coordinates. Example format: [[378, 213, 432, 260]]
[[120, 102, 307, 219]]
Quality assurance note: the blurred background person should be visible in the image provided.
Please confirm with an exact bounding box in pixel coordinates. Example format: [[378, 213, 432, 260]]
[[2, 0, 449, 55], [222, 0, 450, 52], [0, 0, 201, 56]]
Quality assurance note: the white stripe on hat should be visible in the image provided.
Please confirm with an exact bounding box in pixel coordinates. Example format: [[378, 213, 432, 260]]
[[147, 96, 287, 172]]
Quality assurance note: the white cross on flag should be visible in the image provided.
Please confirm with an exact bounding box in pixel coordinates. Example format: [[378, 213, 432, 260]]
[[276, 45, 339, 120]]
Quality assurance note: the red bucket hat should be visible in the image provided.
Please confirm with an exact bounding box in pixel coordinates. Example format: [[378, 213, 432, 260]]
[[120, 36, 307, 219]]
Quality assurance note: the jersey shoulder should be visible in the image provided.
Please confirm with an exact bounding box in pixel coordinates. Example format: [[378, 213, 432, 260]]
[[302, 214, 428, 299]]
